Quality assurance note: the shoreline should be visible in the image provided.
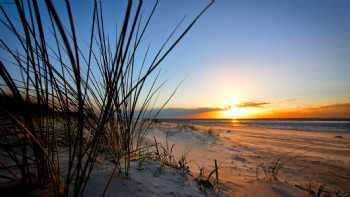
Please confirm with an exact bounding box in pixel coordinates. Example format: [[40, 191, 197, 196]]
[[157, 119, 350, 133], [156, 118, 350, 122]]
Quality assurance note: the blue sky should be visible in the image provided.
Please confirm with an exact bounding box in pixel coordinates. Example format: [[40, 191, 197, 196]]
[[1, 0, 349, 118], [154, 0, 350, 109]]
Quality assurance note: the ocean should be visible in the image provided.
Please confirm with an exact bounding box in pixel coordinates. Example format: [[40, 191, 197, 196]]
[[161, 119, 350, 132]]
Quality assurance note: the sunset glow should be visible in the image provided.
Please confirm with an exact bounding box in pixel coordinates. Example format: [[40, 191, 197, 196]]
[[1, 1, 350, 196], [221, 107, 252, 119], [171, 99, 350, 119], [152, 0, 350, 120], [219, 97, 257, 119]]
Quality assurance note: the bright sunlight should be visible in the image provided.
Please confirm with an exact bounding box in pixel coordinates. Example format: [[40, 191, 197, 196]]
[[220, 97, 257, 119]]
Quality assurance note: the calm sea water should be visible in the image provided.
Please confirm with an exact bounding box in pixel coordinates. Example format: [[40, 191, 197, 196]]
[[163, 119, 350, 132]]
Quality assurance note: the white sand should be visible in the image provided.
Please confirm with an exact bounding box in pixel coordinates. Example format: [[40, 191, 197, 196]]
[[84, 159, 215, 197], [79, 121, 350, 196], [144, 122, 350, 197], [4, 121, 348, 196]]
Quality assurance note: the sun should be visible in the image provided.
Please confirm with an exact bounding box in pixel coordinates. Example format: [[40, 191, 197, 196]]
[[223, 106, 250, 119], [222, 97, 239, 109], [220, 97, 253, 119]]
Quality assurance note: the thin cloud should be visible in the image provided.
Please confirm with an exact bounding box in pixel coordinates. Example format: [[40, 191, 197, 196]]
[[156, 107, 223, 118], [237, 101, 270, 108]]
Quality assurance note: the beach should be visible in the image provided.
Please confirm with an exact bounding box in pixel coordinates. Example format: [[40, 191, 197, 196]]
[[146, 120, 350, 196], [1, 1, 349, 196]]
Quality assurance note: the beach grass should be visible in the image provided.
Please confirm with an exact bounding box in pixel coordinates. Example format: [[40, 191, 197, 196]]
[[0, 0, 214, 196]]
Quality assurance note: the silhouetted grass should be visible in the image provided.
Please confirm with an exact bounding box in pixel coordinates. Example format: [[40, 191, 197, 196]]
[[0, 0, 214, 196]]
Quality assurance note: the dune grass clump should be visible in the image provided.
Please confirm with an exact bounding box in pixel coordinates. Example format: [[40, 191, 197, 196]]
[[0, 0, 214, 196], [295, 182, 350, 197], [256, 158, 284, 181], [207, 128, 214, 136], [206, 128, 220, 141], [152, 135, 191, 176], [195, 160, 220, 193]]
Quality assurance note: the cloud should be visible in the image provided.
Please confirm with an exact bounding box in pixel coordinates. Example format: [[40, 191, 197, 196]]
[[156, 107, 222, 118], [151, 102, 350, 119], [150, 101, 271, 119], [237, 101, 270, 108]]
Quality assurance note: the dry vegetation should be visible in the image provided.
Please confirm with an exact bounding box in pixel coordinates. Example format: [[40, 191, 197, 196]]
[[0, 0, 213, 196]]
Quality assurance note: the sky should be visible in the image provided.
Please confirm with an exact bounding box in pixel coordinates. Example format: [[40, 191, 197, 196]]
[[1, 0, 349, 119], [152, 0, 350, 119]]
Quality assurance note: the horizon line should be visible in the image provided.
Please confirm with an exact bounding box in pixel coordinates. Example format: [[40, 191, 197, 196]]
[[153, 117, 350, 121]]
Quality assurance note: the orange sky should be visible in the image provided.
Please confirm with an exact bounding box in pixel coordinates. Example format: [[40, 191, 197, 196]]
[[178, 102, 350, 119]]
